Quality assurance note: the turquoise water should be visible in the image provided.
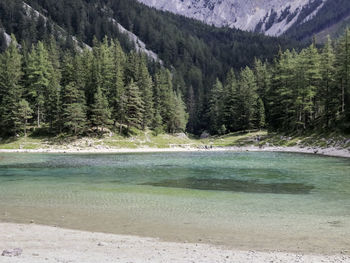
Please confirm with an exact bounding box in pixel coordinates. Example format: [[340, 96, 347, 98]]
[[0, 152, 349, 253]]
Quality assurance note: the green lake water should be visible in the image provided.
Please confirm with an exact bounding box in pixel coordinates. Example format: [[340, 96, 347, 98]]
[[0, 152, 349, 253]]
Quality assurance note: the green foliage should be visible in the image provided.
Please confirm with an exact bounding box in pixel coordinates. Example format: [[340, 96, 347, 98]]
[[125, 80, 144, 131], [0, 0, 297, 134], [61, 81, 87, 135], [0, 35, 23, 135], [90, 86, 112, 131], [17, 99, 33, 136]]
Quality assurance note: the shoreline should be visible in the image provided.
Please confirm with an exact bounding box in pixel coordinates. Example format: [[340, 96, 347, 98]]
[[0, 222, 349, 263], [0, 145, 349, 158]]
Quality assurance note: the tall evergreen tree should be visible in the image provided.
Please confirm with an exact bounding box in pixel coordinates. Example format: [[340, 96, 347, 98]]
[[238, 66, 258, 130], [125, 80, 144, 131], [110, 39, 126, 132], [208, 78, 224, 134], [61, 81, 86, 135], [0, 35, 23, 135], [17, 99, 33, 137], [222, 69, 239, 132], [90, 86, 112, 132], [320, 36, 338, 128], [137, 56, 154, 129], [25, 41, 51, 127]]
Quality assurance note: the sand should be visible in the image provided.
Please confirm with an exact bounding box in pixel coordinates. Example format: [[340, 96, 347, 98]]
[[0, 145, 349, 158], [0, 223, 349, 263]]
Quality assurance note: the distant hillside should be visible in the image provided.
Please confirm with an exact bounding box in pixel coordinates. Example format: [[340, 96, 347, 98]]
[[284, 0, 350, 42]]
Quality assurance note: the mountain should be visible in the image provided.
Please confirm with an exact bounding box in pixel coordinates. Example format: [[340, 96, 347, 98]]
[[136, 0, 326, 36], [136, 0, 350, 41], [284, 0, 350, 42]]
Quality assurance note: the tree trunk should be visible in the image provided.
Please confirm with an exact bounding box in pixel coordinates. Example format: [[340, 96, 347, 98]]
[[37, 106, 40, 128], [24, 119, 27, 137]]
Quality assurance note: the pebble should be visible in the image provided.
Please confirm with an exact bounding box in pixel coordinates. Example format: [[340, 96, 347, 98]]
[[98, 242, 107, 247]]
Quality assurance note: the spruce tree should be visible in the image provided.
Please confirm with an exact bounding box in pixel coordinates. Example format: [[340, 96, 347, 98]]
[[90, 86, 112, 132], [0, 35, 23, 135], [254, 97, 266, 130], [25, 41, 51, 127], [62, 82, 86, 135], [110, 39, 126, 132], [222, 69, 239, 132], [46, 37, 61, 132], [238, 66, 258, 130], [137, 56, 154, 129], [320, 36, 337, 128], [208, 78, 224, 134], [17, 99, 33, 137], [171, 91, 188, 133], [125, 80, 144, 131]]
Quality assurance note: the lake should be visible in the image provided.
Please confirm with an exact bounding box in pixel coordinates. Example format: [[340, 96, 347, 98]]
[[0, 151, 349, 253]]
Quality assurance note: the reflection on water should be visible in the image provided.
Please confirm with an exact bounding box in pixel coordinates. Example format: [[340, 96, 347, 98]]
[[0, 151, 349, 253], [142, 177, 315, 194]]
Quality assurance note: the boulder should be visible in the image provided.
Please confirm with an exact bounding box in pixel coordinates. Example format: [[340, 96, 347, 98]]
[[2, 248, 23, 257], [200, 131, 210, 139], [174, 132, 188, 139]]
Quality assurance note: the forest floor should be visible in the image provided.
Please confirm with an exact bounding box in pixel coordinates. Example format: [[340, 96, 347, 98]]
[[0, 130, 349, 157], [0, 223, 349, 263]]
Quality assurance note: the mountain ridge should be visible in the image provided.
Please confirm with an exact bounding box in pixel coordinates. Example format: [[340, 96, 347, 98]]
[[136, 0, 326, 36]]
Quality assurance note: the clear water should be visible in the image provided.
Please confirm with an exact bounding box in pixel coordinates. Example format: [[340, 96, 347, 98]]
[[0, 152, 349, 253]]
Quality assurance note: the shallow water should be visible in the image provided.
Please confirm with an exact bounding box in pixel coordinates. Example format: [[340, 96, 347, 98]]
[[0, 152, 349, 253]]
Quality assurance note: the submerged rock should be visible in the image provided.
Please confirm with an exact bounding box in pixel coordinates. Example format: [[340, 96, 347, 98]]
[[1, 248, 23, 257]]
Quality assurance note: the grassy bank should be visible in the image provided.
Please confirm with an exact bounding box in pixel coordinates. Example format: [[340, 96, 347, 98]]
[[0, 130, 349, 151]]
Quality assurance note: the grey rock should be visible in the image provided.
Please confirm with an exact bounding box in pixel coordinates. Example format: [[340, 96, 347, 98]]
[[200, 131, 210, 139], [136, 0, 325, 36], [2, 248, 23, 257]]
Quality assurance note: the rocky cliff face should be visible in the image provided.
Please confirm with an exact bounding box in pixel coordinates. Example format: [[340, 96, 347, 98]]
[[136, 0, 326, 36]]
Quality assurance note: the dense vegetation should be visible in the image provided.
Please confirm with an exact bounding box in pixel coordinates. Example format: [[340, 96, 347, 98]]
[[0, 0, 297, 133], [0, 0, 349, 138], [0, 36, 188, 136], [207, 33, 350, 134]]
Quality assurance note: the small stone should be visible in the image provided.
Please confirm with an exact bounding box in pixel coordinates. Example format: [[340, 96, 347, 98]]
[[30, 220, 34, 223], [32, 253, 39, 256], [97, 242, 107, 247], [2, 248, 23, 257]]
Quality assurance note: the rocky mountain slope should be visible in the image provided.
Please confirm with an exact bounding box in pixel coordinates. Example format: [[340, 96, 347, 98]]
[[136, 0, 327, 36]]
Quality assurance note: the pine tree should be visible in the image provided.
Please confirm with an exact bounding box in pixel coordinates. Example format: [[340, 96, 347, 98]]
[[90, 86, 112, 132], [336, 28, 350, 115], [320, 36, 337, 128], [254, 97, 266, 129], [62, 82, 86, 135], [17, 99, 33, 137], [137, 56, 154, 129], [0, 35, 23, 135], [168, 91, 188, 133], [25, 41, 51, 127], [336, 28, 350, 128], [155, 69, 175, 132], [185, 85, 197, 134], [253, 58, 270, 100], [208, 78, 224, 134], [125, 80, 144, 131], [46, 37, 61, 132], [110, 39, 126, 132], [222, 69, 239, 132], [303, 43, 322, 127], [238, 66, 258, 130], [268, 50, 297, 130]]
